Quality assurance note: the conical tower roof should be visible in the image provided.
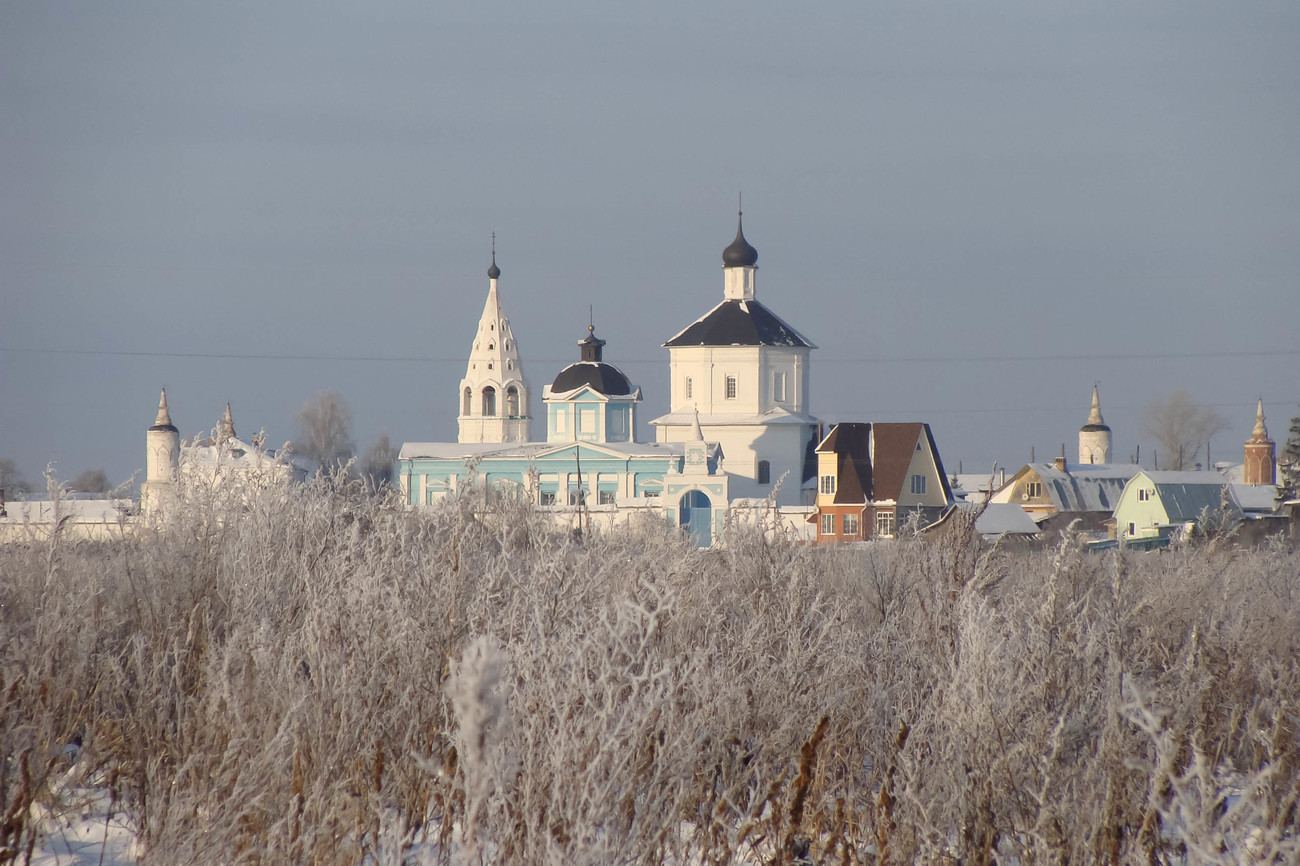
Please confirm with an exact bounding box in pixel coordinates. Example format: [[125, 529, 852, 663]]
[[149, 389, 178, 432], [1248, 398, 1270, 442], [1081, 385, 1110, 432]]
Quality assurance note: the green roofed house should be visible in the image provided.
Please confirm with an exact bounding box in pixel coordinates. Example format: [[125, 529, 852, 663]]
[[1112, 470, 1241, 542]]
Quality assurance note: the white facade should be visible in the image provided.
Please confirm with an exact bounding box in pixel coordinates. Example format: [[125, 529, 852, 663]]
[[141, 389, 180, 515], [457, 251, 531, 444], [652, 217, 818, 505]]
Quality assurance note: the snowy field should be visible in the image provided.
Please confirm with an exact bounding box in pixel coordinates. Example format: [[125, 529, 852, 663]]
[[4, 474, 1299, 864]]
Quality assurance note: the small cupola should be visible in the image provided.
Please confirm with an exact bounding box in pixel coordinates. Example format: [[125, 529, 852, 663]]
[[722, 212, 759, 268], [578, 324, 605, 363]]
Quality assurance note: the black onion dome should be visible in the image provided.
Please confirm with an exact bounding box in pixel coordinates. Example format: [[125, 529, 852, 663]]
[[551, 362, 633, 396], [487, 253, 501, 279], [722, 214, 758, 267]]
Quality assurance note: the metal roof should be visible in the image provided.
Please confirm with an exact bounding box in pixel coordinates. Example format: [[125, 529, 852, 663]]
[[663, 299, 814, 348]]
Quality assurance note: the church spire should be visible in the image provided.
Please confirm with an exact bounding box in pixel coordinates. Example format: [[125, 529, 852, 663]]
[[1086, 385, 1105, 427], [1250, 398, 1269, 441], [457, 241, 530, 444], [217, 403, 236, 446]]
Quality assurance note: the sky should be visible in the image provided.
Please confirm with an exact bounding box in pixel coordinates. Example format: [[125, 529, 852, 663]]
[[2, 1, 1299, 492]]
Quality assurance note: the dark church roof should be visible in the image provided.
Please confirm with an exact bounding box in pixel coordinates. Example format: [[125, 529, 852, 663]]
[[551, 361, 634, 396], [664, 299, 813, 348]]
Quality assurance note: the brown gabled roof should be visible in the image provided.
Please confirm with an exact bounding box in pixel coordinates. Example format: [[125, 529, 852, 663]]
[[870, 423, 924, 502]]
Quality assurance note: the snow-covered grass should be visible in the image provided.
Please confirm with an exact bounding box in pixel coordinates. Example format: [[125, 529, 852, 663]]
[[2, 472, 1298, 864]]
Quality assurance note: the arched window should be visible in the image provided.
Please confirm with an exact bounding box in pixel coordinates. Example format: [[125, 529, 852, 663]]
[[482, 386, 496, 416], [462, 387, 472, 416], [757, 460, 771, 484], [506, 386, 520, 417]]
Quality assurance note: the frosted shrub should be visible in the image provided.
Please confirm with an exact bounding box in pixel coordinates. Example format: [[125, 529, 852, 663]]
[[1, 467, 1298, 865]]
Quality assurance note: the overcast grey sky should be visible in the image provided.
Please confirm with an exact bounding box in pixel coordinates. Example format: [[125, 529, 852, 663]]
[[2, 1, 1298, 490]]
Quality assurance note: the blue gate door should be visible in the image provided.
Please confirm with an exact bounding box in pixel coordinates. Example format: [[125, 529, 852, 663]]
[[679, 489, 712, 547]]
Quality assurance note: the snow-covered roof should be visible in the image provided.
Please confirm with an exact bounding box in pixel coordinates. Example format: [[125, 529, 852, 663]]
[[663, 298, 815, 348], [961, 502, 1040, 536], [1229, 483, 1280, 514], [1011, 462, 1142, 513], [1, 499, 132, 524]]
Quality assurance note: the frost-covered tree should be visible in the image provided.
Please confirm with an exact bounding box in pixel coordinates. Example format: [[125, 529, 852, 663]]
[[69, 468, 110, 495], [293, 391, 354, 470], [1141, 390, 1227, 470], [1278, 405, 1300, 501], [361, 434, 398, 489], [0, 458, 34, 497]]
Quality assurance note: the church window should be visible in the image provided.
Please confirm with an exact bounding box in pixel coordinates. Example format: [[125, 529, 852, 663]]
[[488, 343, 495, 351], [757, 460, 771, 484], [843, 513, 860, 536], [609, 409, 626, 437], [820, 514, 835, 535], [772, 372, 786, 403], [875, 510, 895, 538], [685, 377, 693, 399], [725, 375, 737, 399], [911, 475, 926, 495], [463, 387, 472, 416], [506, 386, 520, 417], [482, 387, 496, 416], [490, 323, 495, 331], [508, 361, 513, 370], [820, 475, 836, 495]]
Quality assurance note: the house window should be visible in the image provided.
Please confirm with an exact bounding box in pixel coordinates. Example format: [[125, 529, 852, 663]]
[[609, 410, 625, 436], [1138, 488, 1151, 502], [757, 460, 771, 484], [820, 514, 835, 535], [820, 475, 836, 495], [685, 377, 693, 399], [843, 513, 859, 536], [539, 491, 556, 506], [568, 489, 585, 506], [725, 375, 737, 399], [1128, 522, 1135, 536], [1025, 481, 1042, 498], [876, 510, 895, 538], [911, 475, 926, 495], [598, 490, 616, 505], [772, 372, 786, 402]]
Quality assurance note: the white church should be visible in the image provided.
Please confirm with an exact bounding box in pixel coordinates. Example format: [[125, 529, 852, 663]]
[[396, 213, 821, 544]]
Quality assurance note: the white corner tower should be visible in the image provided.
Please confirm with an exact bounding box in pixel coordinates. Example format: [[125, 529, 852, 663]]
[[457, 239, 531, 444], [1078, 385, 1112, 465], [141, 389, 180, 515]]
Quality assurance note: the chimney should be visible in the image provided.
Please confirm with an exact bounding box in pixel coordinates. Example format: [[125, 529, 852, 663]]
[[1053, 445, 1067, 473]]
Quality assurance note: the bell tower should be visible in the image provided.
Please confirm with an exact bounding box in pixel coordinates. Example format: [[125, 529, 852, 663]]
[[457, 238, 531, 443]]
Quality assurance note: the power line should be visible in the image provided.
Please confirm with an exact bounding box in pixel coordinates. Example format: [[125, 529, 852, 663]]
[[4, 346, 1298, 365]]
